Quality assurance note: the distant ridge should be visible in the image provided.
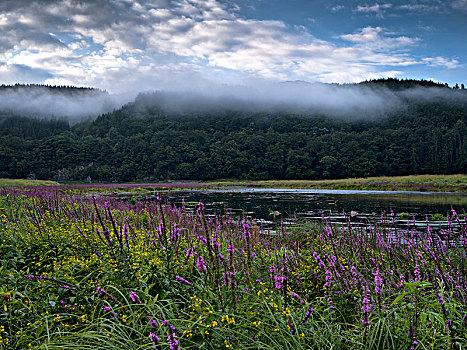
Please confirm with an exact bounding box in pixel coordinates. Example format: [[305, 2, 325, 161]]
[[357, 78, 450, 89], [0, 83, 107, 95]]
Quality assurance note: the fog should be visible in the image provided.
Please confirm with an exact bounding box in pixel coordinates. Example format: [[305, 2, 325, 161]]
[[130, 80, 466, 119], [0, 86, 120, 125], [134, 81, 399, 118], [0, 80, 465, 124]]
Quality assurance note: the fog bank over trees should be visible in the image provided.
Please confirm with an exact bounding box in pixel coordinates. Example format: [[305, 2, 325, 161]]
[[1, 79, 465, 125], [0, 79, 466, 182], [0, 84, 119, 124]]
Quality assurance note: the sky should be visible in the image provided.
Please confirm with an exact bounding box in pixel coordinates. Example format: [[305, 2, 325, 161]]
[[0, 0, 466, 94]]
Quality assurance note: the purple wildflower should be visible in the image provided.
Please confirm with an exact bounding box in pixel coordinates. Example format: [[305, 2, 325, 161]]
[[290, 291, 304, 304], [197, 255, 207, 274], [361, 288, 371, 326], [129, 290, 141, 303], [374, 269, 382, 296], [148, 317, 158, 329], [149, 332, 161, 348], [304, 306, 314, 323], [324, 270, 332, 289], [274, 274, 286, 289], [175, 276, 192, 286], [167, 333, 180, 350]]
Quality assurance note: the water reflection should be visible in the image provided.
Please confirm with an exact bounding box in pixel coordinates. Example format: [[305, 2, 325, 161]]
[[160, 188, 465, 218], [114, 187, 467, 230]]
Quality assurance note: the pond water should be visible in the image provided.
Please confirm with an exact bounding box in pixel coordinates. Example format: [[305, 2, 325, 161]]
[[122, 187, 467, 231]]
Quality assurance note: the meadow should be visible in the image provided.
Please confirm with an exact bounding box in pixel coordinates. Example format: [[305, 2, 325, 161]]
[[211, 174, 467, 192], [0, 179, 59, 187], [1, 185, 466, 349]]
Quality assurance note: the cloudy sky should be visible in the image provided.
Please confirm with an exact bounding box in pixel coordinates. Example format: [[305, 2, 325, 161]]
[[1, 0, 466, 93]]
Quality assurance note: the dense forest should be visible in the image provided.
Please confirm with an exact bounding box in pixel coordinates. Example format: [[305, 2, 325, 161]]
[[0, 79, 466, 182]]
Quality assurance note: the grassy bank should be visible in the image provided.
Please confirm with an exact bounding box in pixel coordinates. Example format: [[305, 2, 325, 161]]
[[0, 178, 58, 187], [210, 174, 467, 192], [1, 185, 466, 349], [2, 175, 466, 192]]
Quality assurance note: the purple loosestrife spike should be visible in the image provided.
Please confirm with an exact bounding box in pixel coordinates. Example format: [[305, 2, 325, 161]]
[[149, 332, 161, 348], [446, 319, 452, 330], [175, 276, 192, 286], [274, 274, 286, 289], [185, 247, 194, 257], [197, 255, 207, 274], [374, 269, 382, 296], [414, 264, 421, 282], [167, 333, 180, 350], [324, 270, 332, 289], [148, 317, 158, 329], [129, 290, 141, 303], [304, 306, 314, 323], [58, 285, 75, 290], [290, 291, 304, 304], [361, 288, 371, 326], [164, 320, 173, 330]]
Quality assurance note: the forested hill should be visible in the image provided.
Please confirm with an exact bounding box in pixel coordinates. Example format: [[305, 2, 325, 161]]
[[0, 79, 466, 182]]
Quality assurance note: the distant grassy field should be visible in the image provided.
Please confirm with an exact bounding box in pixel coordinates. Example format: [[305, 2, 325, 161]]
[[0, 178, 59, 186], [1, 175, 466, 192], [210, 174, 467, 192]]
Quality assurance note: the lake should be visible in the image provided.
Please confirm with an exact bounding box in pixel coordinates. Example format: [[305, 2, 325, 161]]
[[115, 187, 467, 231]]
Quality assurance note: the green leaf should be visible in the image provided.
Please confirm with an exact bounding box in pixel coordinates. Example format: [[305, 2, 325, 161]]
[[391, 291, 410, 305], [420, 312, 427, 325]]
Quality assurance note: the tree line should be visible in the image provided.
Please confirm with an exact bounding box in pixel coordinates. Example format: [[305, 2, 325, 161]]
[[0, 81, 466, 182]]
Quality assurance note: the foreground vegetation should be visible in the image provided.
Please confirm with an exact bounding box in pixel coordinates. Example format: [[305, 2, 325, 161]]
[[1, 185, 466, 349]]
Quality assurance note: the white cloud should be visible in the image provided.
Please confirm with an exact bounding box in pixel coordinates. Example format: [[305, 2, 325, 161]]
[[451, 0, 467, 12], [356, 3, 392, 12], [331, 5, 344, 12], [422, 57, 459, 69], [0, 0, 461, 93], [395, 0, 449, 13], [355, 3, 392, 17], [398, 4, 436, 11], [341, 27, 419, 50], [0, 14, 8, 26]]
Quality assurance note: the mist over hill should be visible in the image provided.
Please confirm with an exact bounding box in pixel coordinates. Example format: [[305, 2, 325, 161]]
[[0, 84, 118, 124], [0, 78, 466, 182], [109, 78, 467, 120], [1, 79, 465, 124]]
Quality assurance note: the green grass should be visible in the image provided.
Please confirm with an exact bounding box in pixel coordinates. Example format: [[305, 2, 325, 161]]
[[208, 174, 467, 192], [2, 174, 467, 192], [0, 178, 59, 186]]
